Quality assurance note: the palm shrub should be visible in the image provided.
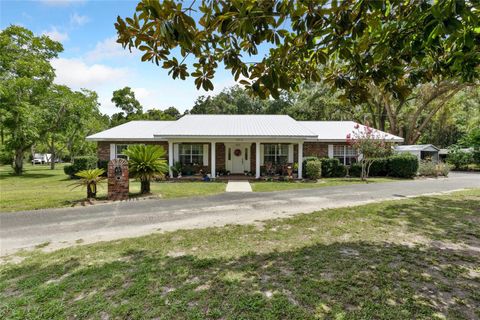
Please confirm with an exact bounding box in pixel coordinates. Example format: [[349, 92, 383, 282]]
[[71, 168, 106, 199], [124, 144, 169, 194]]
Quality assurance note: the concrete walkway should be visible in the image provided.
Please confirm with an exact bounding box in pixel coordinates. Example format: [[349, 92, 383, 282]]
[[1, 172, 479, 256], [226, 180, 252, 192]]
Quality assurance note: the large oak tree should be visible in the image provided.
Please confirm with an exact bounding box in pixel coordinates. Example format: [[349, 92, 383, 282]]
[[115, 0, 479, 101]]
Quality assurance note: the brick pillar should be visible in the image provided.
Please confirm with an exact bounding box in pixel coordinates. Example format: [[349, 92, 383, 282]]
[[108, 158, 129, 200]]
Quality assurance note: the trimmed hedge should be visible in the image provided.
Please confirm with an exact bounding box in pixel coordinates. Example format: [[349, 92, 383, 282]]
[[302, 156, 319, 177], [387, 153, 419, 178], [320, 158, 346, 177], [64, 156, 98, 178], [305, 160, 322, 180], [348, 163, 362, 177], [369, 158, 389, 176]]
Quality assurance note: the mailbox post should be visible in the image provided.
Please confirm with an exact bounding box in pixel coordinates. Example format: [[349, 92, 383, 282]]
[[108, 158, 129, 200]]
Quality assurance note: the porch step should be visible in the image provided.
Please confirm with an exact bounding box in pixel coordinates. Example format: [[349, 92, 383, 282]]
[[226, 180, 252, 192]]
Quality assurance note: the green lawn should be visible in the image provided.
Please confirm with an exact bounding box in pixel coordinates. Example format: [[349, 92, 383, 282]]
[[0, 164, 226, 212], [1, 190, 479, 319], [251, 177, 400, 192]]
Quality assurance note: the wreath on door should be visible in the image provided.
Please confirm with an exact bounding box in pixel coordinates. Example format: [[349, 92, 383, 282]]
[[234, 149, 241, 156]]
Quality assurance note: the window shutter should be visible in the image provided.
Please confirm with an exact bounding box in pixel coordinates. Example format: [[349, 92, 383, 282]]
[[173, 144, 179, 162], [260, 144, 265, 165], [110, 144, 115, 160], [288, 144, 294, 163], [328, 145, 334, 158], [203, 144, 209, 166]]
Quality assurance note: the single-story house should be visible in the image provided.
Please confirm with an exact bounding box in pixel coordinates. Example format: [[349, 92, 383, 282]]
[[86, 115, 403, 179], [394, 144, 440, 162]]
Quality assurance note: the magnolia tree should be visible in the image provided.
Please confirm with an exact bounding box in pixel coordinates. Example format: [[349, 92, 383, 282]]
[[347, 124, 393, 181]]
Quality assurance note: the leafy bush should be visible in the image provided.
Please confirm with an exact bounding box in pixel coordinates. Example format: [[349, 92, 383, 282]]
[[0, 146, 13, 165], [388, 153, 419, 178], [302, 157, 319, 176], [65, 156, 98, 178], [97, 160, 109, 177], [320, 158, 346, 177], [473, 149, 480, 165], [369, 158, 389, 176], [305, 160, 322, 180], [63, 165, 76, 178], [348, 163, 362, 177], [447, 148, 474, 170]]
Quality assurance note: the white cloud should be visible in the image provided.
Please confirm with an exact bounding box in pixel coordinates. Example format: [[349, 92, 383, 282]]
[[42, 27, 69, 42], [70, 13, 90, 27], [40, 0, 86, 6], [51, 57, 129, 88], [84, 36, 132, 62]]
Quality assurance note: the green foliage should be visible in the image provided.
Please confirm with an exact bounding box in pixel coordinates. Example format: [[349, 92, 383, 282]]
[[63, 165, 75, 178], [388, 154, 419, 178], [348, 164, 362, 177], [97, 160, 109, 176], [111, 87, 142, 115], [70, 168, 106, 199], [0, 145, 12, 165], [447, 147, 474, 170], [65, 156, 98, 178], [116, 1, 478, 102], [320, 158, 347, 178], [124, 145, 169, 194], [305, 160, 322, 180], [0, 25, 63, 174], [369, 159, 389, 177]]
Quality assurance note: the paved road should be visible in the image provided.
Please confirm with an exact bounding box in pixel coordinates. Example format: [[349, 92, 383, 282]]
[[1, 172, 479, 256]]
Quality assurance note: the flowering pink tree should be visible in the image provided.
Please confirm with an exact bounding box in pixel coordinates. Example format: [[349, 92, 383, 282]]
[[347, 124, 393, 181]]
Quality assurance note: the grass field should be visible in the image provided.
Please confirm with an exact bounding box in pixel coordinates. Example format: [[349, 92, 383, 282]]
[[0, 164, 226, 212], [1, 190, 479, 319]]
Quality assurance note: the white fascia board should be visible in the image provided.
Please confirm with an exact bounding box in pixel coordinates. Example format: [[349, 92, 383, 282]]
[[153, 135, 317, 140], [85, 137, 167, 142]]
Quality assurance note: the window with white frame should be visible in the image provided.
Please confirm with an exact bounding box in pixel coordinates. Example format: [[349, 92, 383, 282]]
[[116, 144, 129, 159], [264, 144, 289, 164], [333, 145, 357, 165], [179, 144, 203, 165]]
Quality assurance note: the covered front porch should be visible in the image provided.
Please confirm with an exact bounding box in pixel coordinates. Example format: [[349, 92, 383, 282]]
[[167, 141, 305, 179]]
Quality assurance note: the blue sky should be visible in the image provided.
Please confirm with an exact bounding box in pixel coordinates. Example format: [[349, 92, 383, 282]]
[[0, 0, 240, 114]]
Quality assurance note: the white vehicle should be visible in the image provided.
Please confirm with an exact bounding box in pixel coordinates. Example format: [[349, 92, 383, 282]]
[[31, 153, 54, 164]]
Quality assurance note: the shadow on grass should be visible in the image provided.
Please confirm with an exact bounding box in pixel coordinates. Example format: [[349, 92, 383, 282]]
[[2, 241, 479, 319], [0, 172, 59, 179], [380, 196, 480, 246]]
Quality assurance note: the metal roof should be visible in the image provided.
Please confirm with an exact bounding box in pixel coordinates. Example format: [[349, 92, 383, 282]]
[[153, 115, 317, 138], [299, 121, 404, 142], [86, 121, 175, 141], [86, 116, 404, 142], [394, 144, 440, 152]]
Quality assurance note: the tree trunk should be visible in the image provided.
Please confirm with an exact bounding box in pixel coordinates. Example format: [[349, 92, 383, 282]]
[[87, 182, 97, 199], [14, 148, 24, 175], [140, 179, 150, 194]]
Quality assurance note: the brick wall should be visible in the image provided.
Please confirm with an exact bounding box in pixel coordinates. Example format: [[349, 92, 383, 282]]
[[303, 142, 329, 158], [107, 159, 129, 200], [216, 143, 226, 171]]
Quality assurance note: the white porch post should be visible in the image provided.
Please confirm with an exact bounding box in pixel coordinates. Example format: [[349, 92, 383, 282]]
[[211, 142, 216, 178], [168, 141, 174, 178], [255, 142, 261, 179], [298, 142, 303, 179]]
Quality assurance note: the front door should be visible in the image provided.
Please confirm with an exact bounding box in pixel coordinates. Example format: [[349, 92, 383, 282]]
[[226, 143, 251, 174]]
